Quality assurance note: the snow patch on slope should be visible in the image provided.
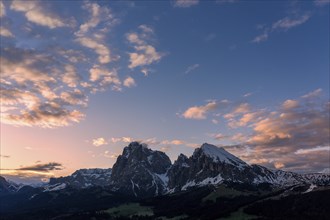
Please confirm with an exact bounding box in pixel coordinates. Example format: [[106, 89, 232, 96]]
[[181, 174, 223, 191], [44, 183, 67, 192]]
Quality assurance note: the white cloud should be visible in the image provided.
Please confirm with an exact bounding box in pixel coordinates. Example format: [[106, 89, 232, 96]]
[[127, 33, 145, 45], [127, 25, 164, 69], [111, 137, 134, 143], [182, 101, 218, 119], [0, 28, 14, 37], [252, 13, 311, 43], [76, 2, 101, 35], [282, 99, 299, 109], [128, 45, 162, 68], [252, 31, 269, 43], [212, 119, 219, 124], [0, 1, 5, 17], [92, 137, 108, 147], [314, 0, 330, 6], [161, 139, 185, 145], [103, 151, 119, 159], [62, 65, 80, 88], [122, 137, 134, 143], [215, 0, 238, 4], [185, 64, 200, 74], [274, 161, 285, 169], [301, 88, 322, 99], [295, 146, 329, 155], [272, 14, 310, 31], [123, 76, 136, 88], [141, 68, 150, 76], [243, 92, 253, 97], [74, 2, 118, 65], [10, 0, 69, 29], [76, 37, 111, 64], [139, 24, 154, 34], [211, 133, 228, 140], [233, 103, 250, 114], [173, 0, 199, 8], [87, 65, 121, 92]]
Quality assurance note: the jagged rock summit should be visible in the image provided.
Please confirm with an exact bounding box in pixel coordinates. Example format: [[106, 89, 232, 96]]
[[110, 141, 171, 197]]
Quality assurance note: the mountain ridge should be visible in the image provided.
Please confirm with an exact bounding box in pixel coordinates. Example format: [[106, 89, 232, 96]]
[[2, 142, 329, 198]]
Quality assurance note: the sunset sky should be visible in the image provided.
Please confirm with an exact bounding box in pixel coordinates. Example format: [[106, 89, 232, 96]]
[[0, 0, 329, 184]]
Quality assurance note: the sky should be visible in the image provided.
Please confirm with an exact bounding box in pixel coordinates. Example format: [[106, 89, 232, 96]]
[[0, 0, 329, 184]]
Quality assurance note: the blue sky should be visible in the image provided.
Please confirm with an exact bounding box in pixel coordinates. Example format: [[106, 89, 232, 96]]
[[0, 0, 329, 183]]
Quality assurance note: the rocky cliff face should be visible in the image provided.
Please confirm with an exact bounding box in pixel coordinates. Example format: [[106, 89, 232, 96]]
[[110, 142, 171, 197]]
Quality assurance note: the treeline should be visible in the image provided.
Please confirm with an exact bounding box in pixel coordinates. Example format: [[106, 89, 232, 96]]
[[244, 189, 330, 220]]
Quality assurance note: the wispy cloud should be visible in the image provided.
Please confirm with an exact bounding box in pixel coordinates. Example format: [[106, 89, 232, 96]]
[[74, 2, 118, 64], [76, 37, 111, 64], [314, 0, 330, 7], [161, 139, 185, 145], [16, 162, 64, 172], [252, 13, 311, 43], [103, 151, 119, 159], [295, 146, 329, 155], [182, 100, 218, 119], [0, 1, 13, 38], [185, 64, 200, 74], [252, 31, 269, 43], [181, 99, 232, 120], [243, 92, 253, 97], [0, 1, 5, 17], [215, 0, 238, 4], [272, 14, 310, 31], [1, 162, 64, 184], [173, 0, 199, 8], [301, 88, 322, 99], [204, 33, 216, 41], [10, 0, 72, 29], [111, 136, 134, 143]]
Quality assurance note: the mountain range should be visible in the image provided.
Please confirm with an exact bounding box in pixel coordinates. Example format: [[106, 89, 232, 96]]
[[1, 142, 329, 219]]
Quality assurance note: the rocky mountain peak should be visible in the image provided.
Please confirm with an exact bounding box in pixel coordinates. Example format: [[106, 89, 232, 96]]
[[110, 142, 172, 197], [175, 154, 189, 164]]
